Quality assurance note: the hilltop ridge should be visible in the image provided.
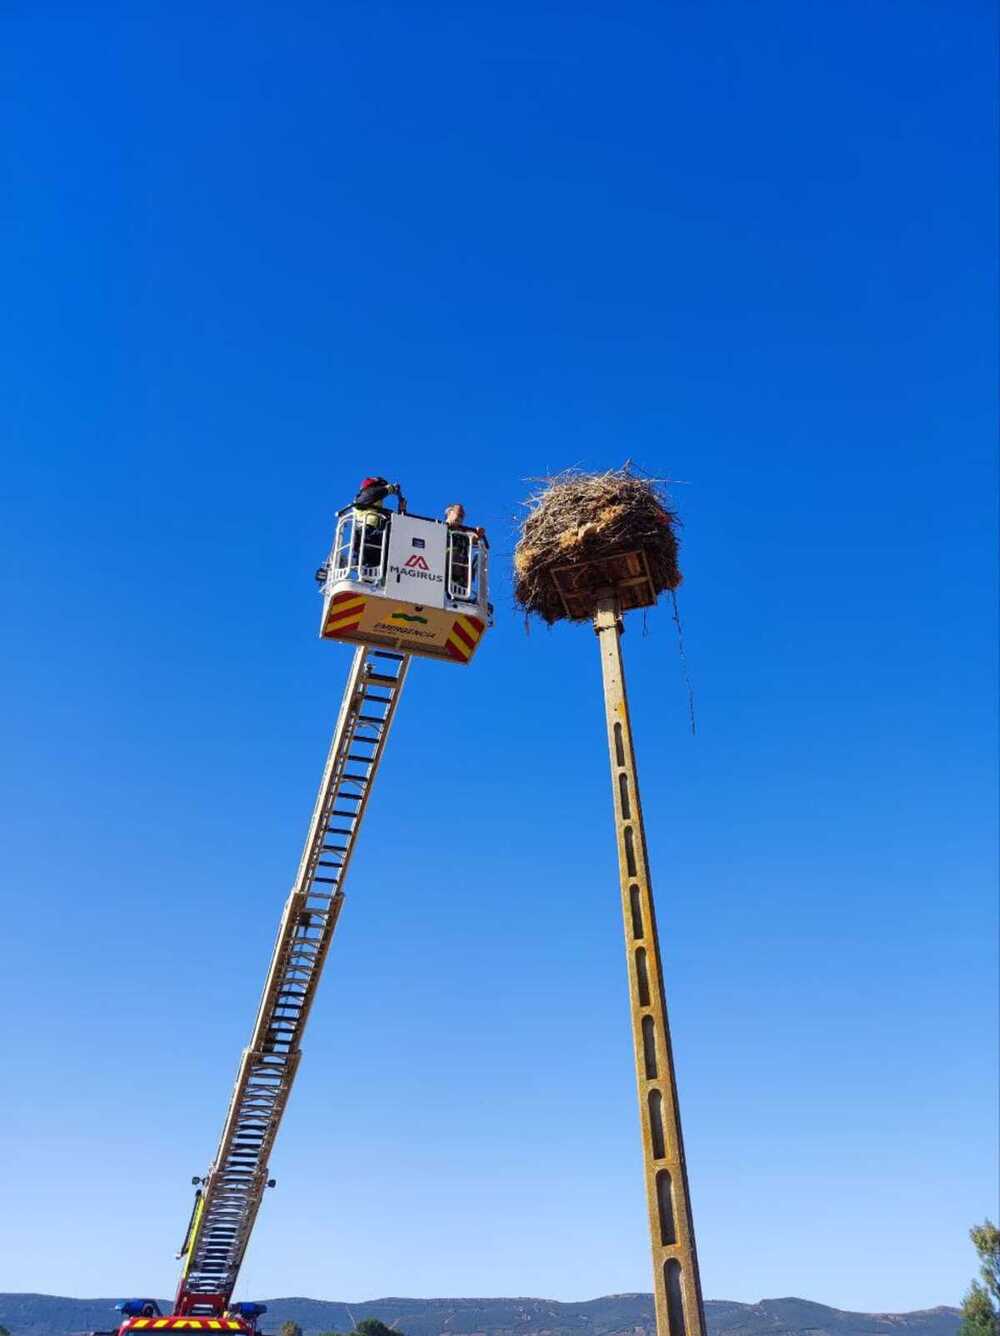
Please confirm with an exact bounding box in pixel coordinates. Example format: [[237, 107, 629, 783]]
[[0, 1293, 961, 1336]]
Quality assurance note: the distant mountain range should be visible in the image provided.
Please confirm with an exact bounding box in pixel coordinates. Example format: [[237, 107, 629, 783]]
[[0, 1294, 961, 1336]]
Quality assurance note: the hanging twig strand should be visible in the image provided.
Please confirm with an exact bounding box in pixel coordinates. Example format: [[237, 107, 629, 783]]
[[669, 587, 697, 736]]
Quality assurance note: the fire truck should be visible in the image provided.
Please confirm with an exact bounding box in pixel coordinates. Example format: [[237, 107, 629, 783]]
[[95, 495, 491, 1336]]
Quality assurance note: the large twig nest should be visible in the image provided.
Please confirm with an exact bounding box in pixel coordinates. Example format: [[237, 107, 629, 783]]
[[513, 467, 682, 623]]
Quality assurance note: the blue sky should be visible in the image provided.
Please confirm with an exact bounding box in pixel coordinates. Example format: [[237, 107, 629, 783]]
[[2, 0, 996, 1317]]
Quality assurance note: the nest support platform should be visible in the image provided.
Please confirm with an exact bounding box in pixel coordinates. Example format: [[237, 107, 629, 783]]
[[549, 547, 658, 620]]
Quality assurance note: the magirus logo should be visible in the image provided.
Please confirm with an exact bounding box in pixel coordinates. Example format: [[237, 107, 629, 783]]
[[391, 611, 429, 624], [390, 555, 443, 583]]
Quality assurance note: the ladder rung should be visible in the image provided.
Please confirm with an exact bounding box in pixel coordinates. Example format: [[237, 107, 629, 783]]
[[365, 673, 398, 686], [357, 714, 386, 725], [312, 876, 338, 884], [372, 650, 404, 660]]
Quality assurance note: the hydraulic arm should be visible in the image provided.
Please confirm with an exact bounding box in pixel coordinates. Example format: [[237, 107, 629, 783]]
[[174, 647, 409, 1315]]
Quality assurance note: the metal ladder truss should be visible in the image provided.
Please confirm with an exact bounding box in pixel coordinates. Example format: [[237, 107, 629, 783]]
[[176, 647, 410, 1313]]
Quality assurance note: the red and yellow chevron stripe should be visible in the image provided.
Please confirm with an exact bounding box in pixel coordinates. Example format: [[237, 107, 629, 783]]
[[129, 1321, 243, 1331], [324, 590, 366, 637], [446, 613, 485, 663]]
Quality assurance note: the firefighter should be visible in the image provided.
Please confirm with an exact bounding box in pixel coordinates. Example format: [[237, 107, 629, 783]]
[[351, 476, 402, 569], [443, 503, 487, 598], [354, 476, 401, 511], [444, 502, 486, 540]]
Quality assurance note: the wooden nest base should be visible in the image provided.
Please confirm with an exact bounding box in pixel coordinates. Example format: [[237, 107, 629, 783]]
[[514, 467, 682, 624]]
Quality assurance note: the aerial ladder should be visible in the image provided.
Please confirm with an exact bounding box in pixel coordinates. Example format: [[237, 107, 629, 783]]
[[110, 493, 491, 1336]]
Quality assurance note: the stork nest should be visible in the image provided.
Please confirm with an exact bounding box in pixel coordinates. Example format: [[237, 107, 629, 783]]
[[513, 467, 682, 623]]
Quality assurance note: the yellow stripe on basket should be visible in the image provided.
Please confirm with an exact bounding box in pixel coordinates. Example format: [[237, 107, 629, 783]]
[[457, 615, 484, 642], [330, 597, 365, 617], [446, 634, 473, 661], [328, 603, 366, 628]]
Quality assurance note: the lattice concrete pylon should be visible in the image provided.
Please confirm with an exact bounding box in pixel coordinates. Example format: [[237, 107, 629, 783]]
[[594, 594, 706, 1336]]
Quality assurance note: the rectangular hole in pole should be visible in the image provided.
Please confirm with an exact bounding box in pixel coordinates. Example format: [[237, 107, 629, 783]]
[[642, 1015, 658, 1079], [624, 826, 637, 877], [664, 1260, 687, 1336], [656, 1169, 677, 1245], [618, 773, 631, 819], [648, 1089, 665, 1159], [635, 946, 651, 1006], [614, 722, 625, 767], [630, 885, 644, 938]]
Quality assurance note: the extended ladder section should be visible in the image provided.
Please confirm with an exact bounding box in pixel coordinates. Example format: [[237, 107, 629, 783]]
[[175, 648, 410, 1315]]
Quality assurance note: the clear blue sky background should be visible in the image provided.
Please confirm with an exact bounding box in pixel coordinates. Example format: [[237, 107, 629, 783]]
[[2, 0, 996, 1317]]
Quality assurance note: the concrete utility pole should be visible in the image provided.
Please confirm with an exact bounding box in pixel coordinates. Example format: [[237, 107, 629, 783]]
[[594, 594, 706, 1336]]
